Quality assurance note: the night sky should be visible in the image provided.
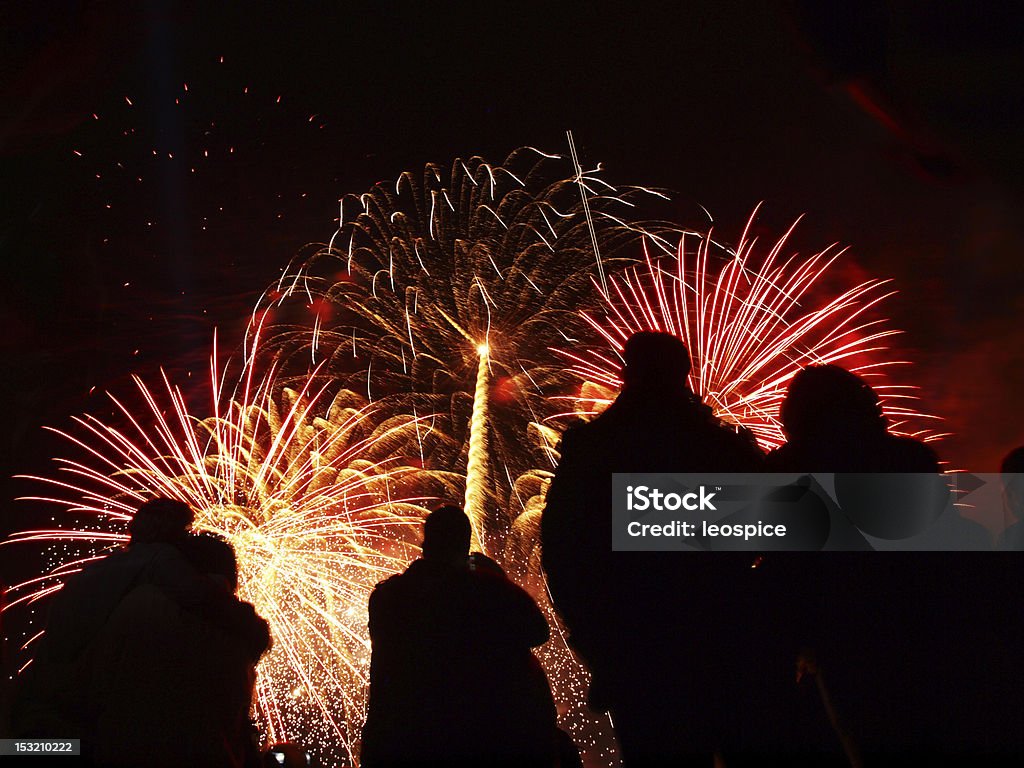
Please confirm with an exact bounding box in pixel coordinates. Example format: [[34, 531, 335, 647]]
[[2, 0, 1022, 618]]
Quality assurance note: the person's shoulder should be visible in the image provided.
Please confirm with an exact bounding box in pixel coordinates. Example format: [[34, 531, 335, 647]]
[[559, 417, 596, 445], [133, 540, 198, 582], [371, 571, 404, 594], [714, 419, 759, 446], [122, 581, 168, 602], [58, 546, 131, 589], [884, 435, 940, 472], [560, 411, 630, 455], [703, 417, 764, 460], [369, 569, 413, 605], [550, 417, 605, 468], [764, 443, 793, 471]]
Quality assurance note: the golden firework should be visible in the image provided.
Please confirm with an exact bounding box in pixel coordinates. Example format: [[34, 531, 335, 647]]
[[5, 343, 455, 765]]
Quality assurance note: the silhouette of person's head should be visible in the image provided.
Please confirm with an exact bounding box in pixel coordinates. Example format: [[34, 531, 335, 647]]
[[422, 505, 472, 565], [181, 533, 238, 592], [1001, 446, 1024, 521], [620, 331, 692, 392], [780, 364, 886, 441], [127, 497, 194, 544]]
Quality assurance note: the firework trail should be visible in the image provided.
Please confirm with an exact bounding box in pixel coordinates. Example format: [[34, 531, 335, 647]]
[[253, 147, 673, 559], [246, 147, 672, 766], [3, 343, 455, 765], [561, 211, 943, 449]]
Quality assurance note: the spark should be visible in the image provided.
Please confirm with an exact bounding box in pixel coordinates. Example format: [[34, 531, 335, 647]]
[[3, 343, 445, 765], [563, 212, 943, 449], [248, 148, 671, 759], [253, 147, 671, 556], [567, 130, 608, 296]]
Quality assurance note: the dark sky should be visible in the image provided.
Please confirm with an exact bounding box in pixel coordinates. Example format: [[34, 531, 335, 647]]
[[2, 1, 1023, 566]]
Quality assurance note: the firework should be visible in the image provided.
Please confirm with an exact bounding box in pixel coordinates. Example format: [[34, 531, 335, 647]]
[[254, 146, 673, 558], [561, 211, 943, 449], [3, 344, 454, 765], [248, 147, 664, 765]]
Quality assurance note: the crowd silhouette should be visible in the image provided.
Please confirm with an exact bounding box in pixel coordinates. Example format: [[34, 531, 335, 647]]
[[5, 330, 1022, 766], [11, 500, 271, 766], [541, 332, 1023, 766]]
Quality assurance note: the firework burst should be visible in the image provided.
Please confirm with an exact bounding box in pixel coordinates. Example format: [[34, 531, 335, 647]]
[[561, 211, 943, 449], [254, 146, 672, 558], [3, 343, 454, 765], [247, 147, 666, 766]]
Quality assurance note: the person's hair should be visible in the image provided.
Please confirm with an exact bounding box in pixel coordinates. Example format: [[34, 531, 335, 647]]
[[780, 364, 886, 439], [127, 498, 194, 544], [180, 533, 238, 591], [422, 505, 472, 562], [621, 331, 692, 390], [1000, 446, 1024, 475]]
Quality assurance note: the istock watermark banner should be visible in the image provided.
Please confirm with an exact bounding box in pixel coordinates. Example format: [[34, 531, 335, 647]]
[[611, 473, 1023, 551]]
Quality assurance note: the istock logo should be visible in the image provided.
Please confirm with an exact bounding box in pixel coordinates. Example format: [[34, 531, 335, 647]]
[[626, 485, 718, 512]]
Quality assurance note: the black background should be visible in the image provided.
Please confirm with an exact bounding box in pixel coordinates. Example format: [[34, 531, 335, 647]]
[[2, 0, 1022, 594]]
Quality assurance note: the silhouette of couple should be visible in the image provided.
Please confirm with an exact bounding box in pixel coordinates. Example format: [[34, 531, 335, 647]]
[[13, 498, 270, 767], [538, 331, 1023, 765]]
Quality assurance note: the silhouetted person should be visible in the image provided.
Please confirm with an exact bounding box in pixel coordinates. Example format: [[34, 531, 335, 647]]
[[542, 332, 776, 766], [466, 551, 578, 768], [767, 365, 1020, 760], [362, 506, 556, 768], [13, 498, 268, 755], [89, 533, 270, 767], [13, 498, 196, 740], [767, 365, 988, 549], [39, 498, 197, 665], [988, 446, 1024, 757], [766, 364, 939, 474], [997, 445, 1024, 550]]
